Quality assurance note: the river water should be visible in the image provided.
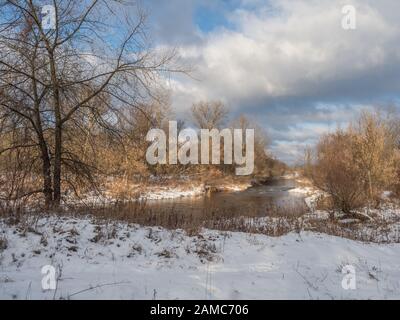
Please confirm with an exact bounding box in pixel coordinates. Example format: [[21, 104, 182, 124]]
[[145, 178, 307, 218]]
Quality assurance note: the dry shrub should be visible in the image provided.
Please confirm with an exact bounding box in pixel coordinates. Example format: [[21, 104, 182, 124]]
[[312, 130, 366, 213], [312, 110, 399, 215], [304, 213, 400, 243], [352, 112, 399, 204]]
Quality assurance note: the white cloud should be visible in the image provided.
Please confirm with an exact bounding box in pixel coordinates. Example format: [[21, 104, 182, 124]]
[[161, 0, 400, 163]]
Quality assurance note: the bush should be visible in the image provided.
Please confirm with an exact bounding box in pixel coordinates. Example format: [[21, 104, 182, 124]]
[[312, 131, 366, 213], [352, 112, 399, 204], [311, 111, 399, 214]]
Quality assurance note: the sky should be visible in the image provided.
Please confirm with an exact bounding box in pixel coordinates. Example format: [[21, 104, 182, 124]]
[[141, 0, 400, 164]]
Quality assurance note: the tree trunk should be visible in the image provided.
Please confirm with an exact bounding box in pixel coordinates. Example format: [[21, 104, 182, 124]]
[[49, 51, 62, 207], [53, 123, 62, 206], [32, 87, 53, 209], [39, 142, 53, 209]]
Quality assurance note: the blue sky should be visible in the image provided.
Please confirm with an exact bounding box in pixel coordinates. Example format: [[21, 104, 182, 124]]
[[142, 0, 400, 164], [194, 4, 232, 33]]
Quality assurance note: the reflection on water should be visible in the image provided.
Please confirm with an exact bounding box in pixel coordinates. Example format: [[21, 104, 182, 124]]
[[145, 179, 306, 218]]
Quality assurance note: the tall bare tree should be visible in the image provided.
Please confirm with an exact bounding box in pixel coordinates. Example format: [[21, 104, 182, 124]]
[[0, 0, 178, 208], [191, 101, 228, 130]]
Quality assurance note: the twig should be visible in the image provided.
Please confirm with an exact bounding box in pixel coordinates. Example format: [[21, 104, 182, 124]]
[[67, 281, 130, 299]]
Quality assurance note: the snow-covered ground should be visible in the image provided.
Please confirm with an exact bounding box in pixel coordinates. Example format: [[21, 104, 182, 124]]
[[1, 216, 400, 300]]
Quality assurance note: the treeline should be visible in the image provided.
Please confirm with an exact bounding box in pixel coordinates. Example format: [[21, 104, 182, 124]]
[[304, 109, 400, 215], [0, 97, 285, 206]]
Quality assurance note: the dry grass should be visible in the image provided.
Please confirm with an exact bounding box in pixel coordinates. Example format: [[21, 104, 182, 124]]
[[2, 197, 400, 243], [303, 210, 400, 243], [59, 199, 308, 236], [0, 235, 8, 252]]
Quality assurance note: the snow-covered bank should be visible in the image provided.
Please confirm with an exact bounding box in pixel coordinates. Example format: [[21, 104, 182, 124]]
[[1, 216, 400, 300], [68, 179, 252, 206], [288, 186, 324, 211], [139, 186, 204, 200], [288, 187, 314, 195], [141, 182, 251, 199]]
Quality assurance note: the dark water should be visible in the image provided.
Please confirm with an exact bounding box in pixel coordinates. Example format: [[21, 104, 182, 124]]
[[145, 178, 307, 218]]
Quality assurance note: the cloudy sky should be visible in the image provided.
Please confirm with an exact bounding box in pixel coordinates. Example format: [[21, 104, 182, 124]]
[[142, 0, 400, 164]]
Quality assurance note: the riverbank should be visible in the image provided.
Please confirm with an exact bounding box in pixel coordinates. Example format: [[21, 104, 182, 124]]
[[1, 215, 400, 300], [71, 175, 254, 205]]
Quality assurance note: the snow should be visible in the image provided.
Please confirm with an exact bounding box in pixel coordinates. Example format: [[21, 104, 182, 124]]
[[288, 187, 314, 195], [68, 182, 252, 205], [219, 184, 251, 192], [139, 186, 204, 200], [382, 191, 393, 200], [288, 186, 324, 211], [281, 172, 300, 179], [65, 185, 205, 206], [1, 216, 400, 300]]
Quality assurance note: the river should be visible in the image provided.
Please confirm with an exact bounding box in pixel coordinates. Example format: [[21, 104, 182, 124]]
[[144, 178, 307, 218]]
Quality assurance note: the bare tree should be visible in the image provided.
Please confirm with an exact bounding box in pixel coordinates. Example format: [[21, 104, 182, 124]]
[[0, 0, 179, 208], [191, 101, 228, 130], [230, 115, 272, 176]]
